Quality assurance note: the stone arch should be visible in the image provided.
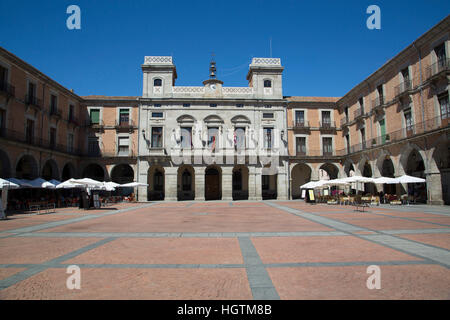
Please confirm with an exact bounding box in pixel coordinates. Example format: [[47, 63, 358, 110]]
[[404, 148, 428, 203], [291, 163, 312, 199], [232, 165, 249, 200], [110, 163, 134, 184], [431, 134, 450, 204], [205, 165, 222, 200], [148, 165, 165, 201], [61, 162, 77, 181], [343, 159, 356, 177], [176, 114, 196, 123], [319, 163, 339, 180], [231, 115, 251, 124], [15, 154, 38, 179], [41, 159, 60, 181], [82, 163, 106, 181], [399, 143, 426, 175], [0, 149, 12, 178], [177, 165, 195, 200], [203, 114, 224, 124]]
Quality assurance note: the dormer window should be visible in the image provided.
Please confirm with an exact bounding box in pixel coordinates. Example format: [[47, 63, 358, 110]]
[[264, 80, 272, 88], [154, 79, 162, 86]]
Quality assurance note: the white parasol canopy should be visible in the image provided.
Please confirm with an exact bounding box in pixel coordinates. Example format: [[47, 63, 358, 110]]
[[55, 179, 85, 189], [323, 178, 351, 186], [68, 178, 104, 188], [300, 180, 329, 189], [372, 177, 398, 184], [0, 178, 20, 189], [394, 175, 426, 184], [29, 178, 56, 189], [6, 178, 34, 188], [119, 182, 149, 188]]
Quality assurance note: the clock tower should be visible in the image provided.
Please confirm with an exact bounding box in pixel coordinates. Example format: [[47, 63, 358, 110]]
[[203, 56, 223, 95]]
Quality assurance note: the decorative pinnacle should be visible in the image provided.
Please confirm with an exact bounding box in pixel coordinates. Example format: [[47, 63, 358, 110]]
[[209, 52, 217, 79]]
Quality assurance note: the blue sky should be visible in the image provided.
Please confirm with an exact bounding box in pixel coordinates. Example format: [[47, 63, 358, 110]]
[[1, 0, 449, 97]]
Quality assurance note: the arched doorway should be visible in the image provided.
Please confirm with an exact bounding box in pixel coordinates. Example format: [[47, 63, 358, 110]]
[[320, 163, 339, 179], [0, 150, 11, 178], [362, 161, 375, 194], [232, 165, 249, 200], [148, 166, 165, 200], [405, 149, 427, 203], [82, 163, 105, 181], [42, 159, 59, 181], [177, 165, 194, 200], [432, 138, 450, 205], [111, 164, 134, 184], [62, 162, 76, 181], [291, 163, 312, 199], [205, 166, 221, 200], [15, 155, 38, 179], [381, 157, 396, 194]]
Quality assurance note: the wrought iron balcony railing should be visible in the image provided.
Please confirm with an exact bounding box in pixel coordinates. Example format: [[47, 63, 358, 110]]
[[426, 58, 450, 80], [293, 120, 310, 130], [0, 81, 15, 96], [372, 96, 386, 111], [394, 80, 412, 97], [115, 119, 136, 130], [354, 108, 365, 119], [319, 121, 336, 130], [49, 107, 62, 118], [25, 95, 42, 109], [0, 128, 82, 156]]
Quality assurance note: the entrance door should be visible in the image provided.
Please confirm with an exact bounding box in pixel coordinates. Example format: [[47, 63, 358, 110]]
[[205, 168, 221, 200]]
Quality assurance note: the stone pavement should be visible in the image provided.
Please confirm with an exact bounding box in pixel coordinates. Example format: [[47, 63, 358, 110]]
[[0, 201, 449, 299]]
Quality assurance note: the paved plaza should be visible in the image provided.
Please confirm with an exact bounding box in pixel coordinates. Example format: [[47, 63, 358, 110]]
[[0, 201, 449, 300]]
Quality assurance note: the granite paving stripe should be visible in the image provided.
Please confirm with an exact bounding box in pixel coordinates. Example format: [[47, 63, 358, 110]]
[[359, 234, 450, 268], [381, 228, 450, 235], [0, 237, 116, 290], [0, 203, 156, 235], [238, 237, 280, 300], [267, 202, 369, 233], [264, 260, 432, 268]]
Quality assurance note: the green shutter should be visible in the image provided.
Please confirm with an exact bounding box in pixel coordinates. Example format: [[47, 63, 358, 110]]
[[90, 109, 100, 124]]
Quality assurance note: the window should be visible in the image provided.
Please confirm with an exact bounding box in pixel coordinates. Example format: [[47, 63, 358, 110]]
[[435, 43, 446, 63], [263, 113, 274, 119], [69, 105, 75, 121], [67, 133, 74, 153], [0, 109, 5, 134], [264, 104, 272, 108], [377, 85, 384, 104], [360, 127, 366, 148], [295, 110, 305, 125], [404, 109, 413, 129], [208, 127, 219, 151], [182, 170, 192, 191], [49, 127, 56, 148], [438, 93, 449, 120], [296, 137, 306, 155], [264, 80, 272, 88], [322, 137, 333, 156], [25, 119, 34, 144], [118, 136, 129, 155], [50, 95, 57, 113], [119, 109, 130, 125], [321, 111, 331, 125], [27, 82, 36, 104], [344, 107, 349, 121], [154, 78, 162, 86], [89, 109, 100, 124], [151, 127, 163, 148], [180, 127, 192, 149], [401, 67, 410, 83], [359, 97, 364, 114], [345, 134, 350, 153], [234, 127, 245, 150], [236, 104, 244, 108], [151, 112, 163, 118], [0, 66, 7, 89], [263, 128, 273, 149], [183, 103, 190, 108], [154, 104, 162, 108], [210, 103, 217, 108], [88, 137, 100, 155]]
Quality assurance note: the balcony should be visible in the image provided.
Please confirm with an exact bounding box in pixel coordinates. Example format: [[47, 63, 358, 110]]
[[0, 81, 15, 97], [319, 121, 336, 131], [49, 107, 62, 119], [340, 117, 349, 128], [115, 119, 136, 132], [292, 120, 310, 131], [394, 80, 412, 98], [25, 95, 42, 111], [0, 128, 82, 156], [371, 96, 386, 114], [426, 58, 450, 82], [354, 108, 365, 121], [68, 116, 79, 127], [86, 119, 104, 131]]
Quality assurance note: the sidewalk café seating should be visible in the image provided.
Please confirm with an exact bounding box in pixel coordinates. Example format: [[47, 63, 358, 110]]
[[353, 195, 370, 212]]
